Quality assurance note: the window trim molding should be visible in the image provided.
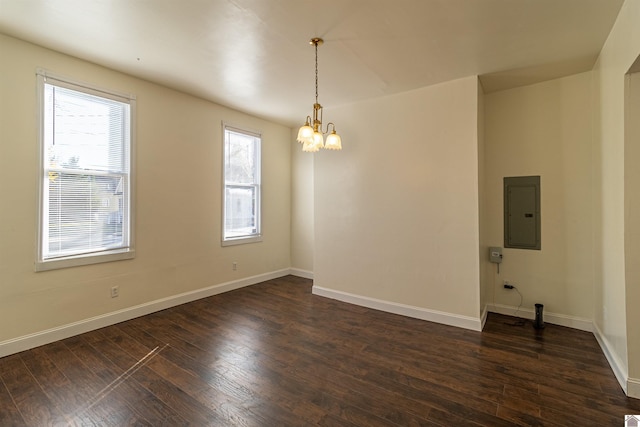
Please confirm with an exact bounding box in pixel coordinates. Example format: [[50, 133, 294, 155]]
[[35, 69, 136, 271], [221, 122, 262, 247]]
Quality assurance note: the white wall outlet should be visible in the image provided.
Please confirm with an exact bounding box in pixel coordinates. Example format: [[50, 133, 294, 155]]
[[232, 262, 237, 271], [110, 286, 119, 298]]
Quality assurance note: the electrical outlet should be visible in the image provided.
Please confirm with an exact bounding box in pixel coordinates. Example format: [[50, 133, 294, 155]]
[[503, 281, 514, 289], [232, 262, 237, 271], [111, 286, 119, 298]]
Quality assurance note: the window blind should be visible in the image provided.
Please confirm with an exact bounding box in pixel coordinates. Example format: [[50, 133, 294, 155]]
[[41, 81, 131, 261]]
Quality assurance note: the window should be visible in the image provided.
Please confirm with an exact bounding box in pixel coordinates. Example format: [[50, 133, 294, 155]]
[[36, 71, 135, 271], [222, 124, 261, 245]]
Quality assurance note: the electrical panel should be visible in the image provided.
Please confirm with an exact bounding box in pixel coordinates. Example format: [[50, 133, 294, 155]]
[[504, 176, 541, 250]]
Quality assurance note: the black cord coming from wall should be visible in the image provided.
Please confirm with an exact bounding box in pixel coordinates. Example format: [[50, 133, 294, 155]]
[[504, 285, 527, 327]]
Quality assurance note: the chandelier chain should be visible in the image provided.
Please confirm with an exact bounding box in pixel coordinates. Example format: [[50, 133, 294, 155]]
[[315, 41, 319, 105]]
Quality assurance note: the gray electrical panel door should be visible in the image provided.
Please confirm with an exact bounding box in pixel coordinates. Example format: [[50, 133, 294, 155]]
[[504, 176, 541, 250]]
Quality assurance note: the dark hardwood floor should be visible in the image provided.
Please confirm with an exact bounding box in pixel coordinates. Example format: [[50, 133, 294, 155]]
[[1, 275, 639, 426]]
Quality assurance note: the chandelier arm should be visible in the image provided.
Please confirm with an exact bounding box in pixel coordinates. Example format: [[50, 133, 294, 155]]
[[324, 122, 336, 134]]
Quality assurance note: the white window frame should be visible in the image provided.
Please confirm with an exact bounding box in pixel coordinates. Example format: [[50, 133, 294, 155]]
[[36, 70, 136, 271], [222, 123, 262, 246]]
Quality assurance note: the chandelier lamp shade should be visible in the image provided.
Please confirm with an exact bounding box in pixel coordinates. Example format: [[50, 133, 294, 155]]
[[297, 38, 342, 152]]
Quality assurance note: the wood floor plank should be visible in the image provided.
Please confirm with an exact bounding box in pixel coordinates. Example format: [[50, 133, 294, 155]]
[[19, 346, 100, 426], [130, 309, 378, 426], [191, 289, 511, 425], [0, 372, 26, 427], [200, 287, 515, 423], [65, 334, 187, 426], [0, 275, 638, 426], [40, 340, 148, 426], [95, 325, 235, 426], [114, 322, 257, 405], [164, 288, 440, 425], [0, 354, 70, 426]]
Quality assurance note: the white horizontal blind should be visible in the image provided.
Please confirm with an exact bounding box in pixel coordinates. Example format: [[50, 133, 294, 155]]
[[223, 125, 261, 242], [41, 80, 131, 261]]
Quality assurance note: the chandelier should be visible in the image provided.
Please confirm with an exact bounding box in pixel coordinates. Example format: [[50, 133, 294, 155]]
[[297, 38, 342, 152]]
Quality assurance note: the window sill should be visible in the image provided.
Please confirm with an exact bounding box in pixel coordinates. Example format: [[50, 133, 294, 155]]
[[35, 248, 135, 272], [221, 236, 263, 247]]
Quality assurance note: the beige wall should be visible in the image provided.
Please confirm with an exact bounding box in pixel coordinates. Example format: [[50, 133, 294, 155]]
[[593, 0, 640, 396], [0, 34, 292, 343], [483, 72, 594, 323], [313, 76, 481, 322], [594, 1, 640, 396], [625, 70, 640, 397]]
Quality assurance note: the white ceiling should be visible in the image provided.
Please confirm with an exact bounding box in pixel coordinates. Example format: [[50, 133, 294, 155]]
[[0, 0, 624, 127]]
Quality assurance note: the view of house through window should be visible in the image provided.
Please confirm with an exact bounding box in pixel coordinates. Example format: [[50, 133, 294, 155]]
[[37, 72, 134, 271], [223, 124, 261, 245]]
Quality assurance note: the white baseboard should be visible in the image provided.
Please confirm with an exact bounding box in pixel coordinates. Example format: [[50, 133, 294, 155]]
[[485, 303, 593, 332], [628, 377, 640, 399], [312, 286, 483, 331], [289, 268, 314, 279], [0, 268, 292, 358], [480, 305, 489, 330], [592, 322, 629, 396]]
